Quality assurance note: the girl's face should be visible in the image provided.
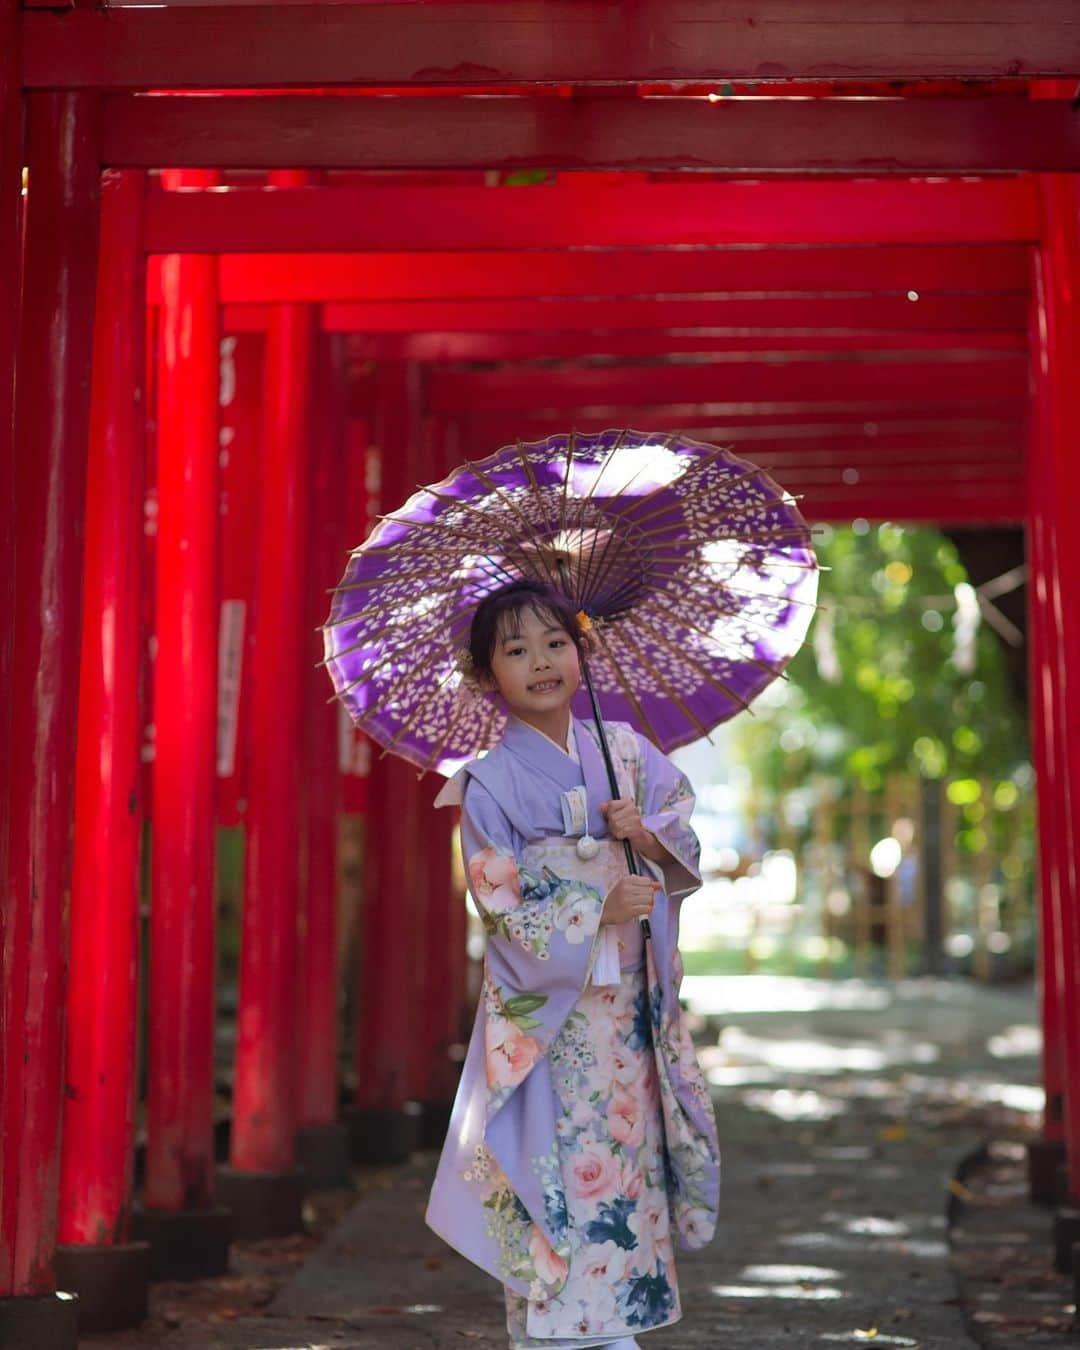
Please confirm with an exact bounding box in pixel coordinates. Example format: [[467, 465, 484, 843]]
[[486, 605, 582, 722]]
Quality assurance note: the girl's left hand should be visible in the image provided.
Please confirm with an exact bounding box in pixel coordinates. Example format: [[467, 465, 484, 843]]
[[600, 797, 651, 851]]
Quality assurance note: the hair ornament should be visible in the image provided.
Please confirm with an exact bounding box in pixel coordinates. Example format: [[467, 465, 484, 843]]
[[453, 644, 484, 693], [575, 609, 593, 633]]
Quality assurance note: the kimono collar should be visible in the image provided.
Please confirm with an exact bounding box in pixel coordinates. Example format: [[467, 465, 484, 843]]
[[502, 715, 583, 793], [573, 718, 615, 838]]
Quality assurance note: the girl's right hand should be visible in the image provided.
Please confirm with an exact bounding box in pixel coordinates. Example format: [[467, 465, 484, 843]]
[[601, 874, 662, 925]]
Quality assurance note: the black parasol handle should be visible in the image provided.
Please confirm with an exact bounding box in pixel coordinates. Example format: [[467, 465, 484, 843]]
[[578, 655, 652, 941], [555, 557, 651, 940]]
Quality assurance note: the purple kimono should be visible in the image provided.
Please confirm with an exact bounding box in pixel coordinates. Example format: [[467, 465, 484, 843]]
[[427, 714, 720, 1349]]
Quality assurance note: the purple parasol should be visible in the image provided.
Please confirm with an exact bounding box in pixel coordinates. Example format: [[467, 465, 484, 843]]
[[323, 429, 821, 778]]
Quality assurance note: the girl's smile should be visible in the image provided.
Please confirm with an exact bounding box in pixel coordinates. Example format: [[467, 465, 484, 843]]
[[487, 606, 582, 741]]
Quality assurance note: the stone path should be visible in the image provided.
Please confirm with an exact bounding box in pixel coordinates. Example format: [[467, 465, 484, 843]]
[[89, 975, 1069, 1350]]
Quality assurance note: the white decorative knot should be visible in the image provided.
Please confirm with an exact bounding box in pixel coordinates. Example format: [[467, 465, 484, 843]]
[[575, 834, 601, 860]]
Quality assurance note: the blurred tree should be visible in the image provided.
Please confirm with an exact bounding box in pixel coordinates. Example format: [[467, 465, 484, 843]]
[[735, 523, 1030, 798]]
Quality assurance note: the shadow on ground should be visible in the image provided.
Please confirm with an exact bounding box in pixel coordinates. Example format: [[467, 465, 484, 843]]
[[89, 975, 1064, 1350]]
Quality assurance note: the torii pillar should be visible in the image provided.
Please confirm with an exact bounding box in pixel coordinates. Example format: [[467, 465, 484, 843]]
[[0, 91, 101, 1349], [0, 0, 19, 798], [346, 361, 427, 1163], [53, 168, 152, 1334], [133, 170, 232, 1280], [295, 332, 350, 1187], [1028, 172, 1080, 1285], [220, 204, 317, 1233]]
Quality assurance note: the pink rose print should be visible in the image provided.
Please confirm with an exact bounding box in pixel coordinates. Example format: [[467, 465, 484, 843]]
[[608, 1089, 646, 1148], [528, 1226, 569, 1286], [567, 1139, 622, 1205], [609, 1041, 639, 1085], [485, 1015, 541, 1091], [468, 846, 521, 916]]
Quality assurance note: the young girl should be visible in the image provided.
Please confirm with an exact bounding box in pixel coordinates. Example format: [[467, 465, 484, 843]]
[[427, 579, 720, 1350]]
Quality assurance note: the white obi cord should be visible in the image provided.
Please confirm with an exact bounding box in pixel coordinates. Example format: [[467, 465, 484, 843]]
[[552, 732, 621, 988]]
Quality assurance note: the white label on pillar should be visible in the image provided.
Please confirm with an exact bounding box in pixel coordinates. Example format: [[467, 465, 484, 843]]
[[365, 444, 381, 533], [219, 336, 237, 409], [338, 704, 371, 777], [338, 703, 354, 774], [217, 599, 246, 777]]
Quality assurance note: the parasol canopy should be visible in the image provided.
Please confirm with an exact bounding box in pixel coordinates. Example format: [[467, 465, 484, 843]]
[[323, 428, 821, 777]]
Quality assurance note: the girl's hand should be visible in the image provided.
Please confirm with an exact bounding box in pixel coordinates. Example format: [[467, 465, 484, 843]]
[[600, 797, 647, 845], [600, 798, 666, 861], [601, 874, 662, 926]]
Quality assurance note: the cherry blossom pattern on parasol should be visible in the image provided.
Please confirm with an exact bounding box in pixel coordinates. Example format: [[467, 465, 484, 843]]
[[322, 428, 822, 778]]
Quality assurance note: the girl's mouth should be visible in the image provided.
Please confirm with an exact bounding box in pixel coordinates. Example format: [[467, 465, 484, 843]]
[[528, 679, 561, 693]]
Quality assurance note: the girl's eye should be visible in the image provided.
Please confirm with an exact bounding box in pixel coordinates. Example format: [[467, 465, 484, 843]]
[[506, 645, 525, 657], [549, 639, 567, 649]]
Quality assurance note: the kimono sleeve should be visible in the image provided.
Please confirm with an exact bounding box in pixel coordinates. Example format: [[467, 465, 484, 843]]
[[460, 776, 608, 1106], [634, 733, 702, 901]]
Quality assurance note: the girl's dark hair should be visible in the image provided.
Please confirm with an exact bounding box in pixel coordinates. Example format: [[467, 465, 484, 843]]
[[468, 578, 588, 681]]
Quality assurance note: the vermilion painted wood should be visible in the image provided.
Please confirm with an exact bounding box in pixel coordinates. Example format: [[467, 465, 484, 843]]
[[297, 335, 347, 1130], [426, 358, 1027, 413], [335, 330, 1029, 364], [145, 170, 221, 1213], [1025, 290, 1065, 1150], [155, 243, 1033, 301], [216, 332, 263, 828], [211, 295, 1031, 334], [356, 362, 426, 1114], [0, 0, 19, 787], [227, 304, 1030, 349], [639, 77, 1038, 101], [102, 93, 1080, 173], [455, 416, 1024, 459], [1027, 82, 1074, 1171], [463, 405, 1024, 431], [144, 179, 1040, 253], [232, 216, 317, 1171], [23, 1, 1080, 89], [1, 92, 101, 1297], [801, 487, 1023, 524], [0, 13, 21, 1274], [1032, 175, 1080, 1201], [195, 248, 1032, 303], [58, 170, 146, 1249]]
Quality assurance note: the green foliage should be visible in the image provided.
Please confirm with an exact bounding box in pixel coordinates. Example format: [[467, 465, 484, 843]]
[[735, 524, 1029, 796]]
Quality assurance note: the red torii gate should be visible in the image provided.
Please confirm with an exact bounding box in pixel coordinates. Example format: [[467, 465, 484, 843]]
[[2, 5, 1080, 1345]]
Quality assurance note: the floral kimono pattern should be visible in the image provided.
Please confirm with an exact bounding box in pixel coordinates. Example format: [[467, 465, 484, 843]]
[[426, 716, 720, 1348]]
